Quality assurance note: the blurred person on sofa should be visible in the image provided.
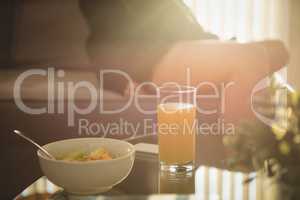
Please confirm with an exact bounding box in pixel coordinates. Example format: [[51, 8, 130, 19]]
[[80, 0, 289, 122]]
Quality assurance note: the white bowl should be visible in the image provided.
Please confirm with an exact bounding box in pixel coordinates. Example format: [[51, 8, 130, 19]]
[[37, 138, 135, 195]]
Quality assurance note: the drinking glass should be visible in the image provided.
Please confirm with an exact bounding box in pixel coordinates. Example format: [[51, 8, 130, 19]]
[[157, 85, 197, 172]]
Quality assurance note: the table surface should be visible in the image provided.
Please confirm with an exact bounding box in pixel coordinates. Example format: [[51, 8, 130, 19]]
[[15, 135, 264, 200]]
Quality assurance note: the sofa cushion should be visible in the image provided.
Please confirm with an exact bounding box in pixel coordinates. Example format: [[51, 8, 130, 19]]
[[13, 0, 89, 67]]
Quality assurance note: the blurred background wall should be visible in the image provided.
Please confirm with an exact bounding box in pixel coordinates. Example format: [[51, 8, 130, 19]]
[[289, 0, 300, 90]]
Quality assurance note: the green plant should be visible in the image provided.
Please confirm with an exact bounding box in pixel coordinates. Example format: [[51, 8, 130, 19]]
[[223, 81, 300, 186]]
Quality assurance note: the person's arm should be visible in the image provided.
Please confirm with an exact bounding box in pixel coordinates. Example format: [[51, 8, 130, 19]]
[[152, 40, 289, 85], [151, 40, 289, 122]]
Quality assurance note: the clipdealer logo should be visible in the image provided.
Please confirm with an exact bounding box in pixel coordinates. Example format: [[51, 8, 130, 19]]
[[13, 67, 238, 136]]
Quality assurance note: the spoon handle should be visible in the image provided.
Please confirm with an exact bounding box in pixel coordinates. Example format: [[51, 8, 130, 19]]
[[13, 130, 55, 160]]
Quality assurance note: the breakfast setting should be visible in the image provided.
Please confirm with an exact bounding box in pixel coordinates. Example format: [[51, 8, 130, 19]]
[[2, 0, 300, 200]]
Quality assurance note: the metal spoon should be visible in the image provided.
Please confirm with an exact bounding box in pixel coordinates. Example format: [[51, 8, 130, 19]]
[[13, 130, 56, 160]]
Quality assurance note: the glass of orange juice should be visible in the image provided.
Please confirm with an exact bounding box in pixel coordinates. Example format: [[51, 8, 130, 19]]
[[157, 85, 197, 172]]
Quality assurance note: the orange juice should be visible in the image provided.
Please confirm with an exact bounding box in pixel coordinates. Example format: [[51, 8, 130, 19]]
[[157, 103, 196, 166]]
